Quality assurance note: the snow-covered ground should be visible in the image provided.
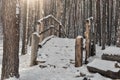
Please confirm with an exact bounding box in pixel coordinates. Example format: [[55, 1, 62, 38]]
[[87, 59, 120, 72], [0, 36, 120, 80]]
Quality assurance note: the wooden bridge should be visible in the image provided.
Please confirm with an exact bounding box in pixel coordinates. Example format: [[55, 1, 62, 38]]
[[29, 15, 120, 79], [30, 15, 96, 67]]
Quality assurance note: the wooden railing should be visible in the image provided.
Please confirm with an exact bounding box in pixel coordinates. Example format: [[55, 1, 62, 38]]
[[30, 16, 96, 67], [75, 17, 96, 67], [36, 15, 67, 41], [30, 15, 67, 66]]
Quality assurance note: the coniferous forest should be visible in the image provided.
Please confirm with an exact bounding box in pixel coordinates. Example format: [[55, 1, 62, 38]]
[[0, 0, 120, 80]]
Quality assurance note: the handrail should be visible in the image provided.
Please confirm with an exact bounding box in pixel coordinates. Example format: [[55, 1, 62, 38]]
[[37, 15, 67, 37], [39, 25, 67, 37], [39, 26, 54, 35]]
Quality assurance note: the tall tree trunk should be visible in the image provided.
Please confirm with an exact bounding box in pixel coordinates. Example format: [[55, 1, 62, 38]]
[[63, 0, 66, 30], [1, 0, 19, 79], [116, 0, 120, 47], [0, 0, 2, 23], [108, 0, 113, 46], [96, 0, 101, 46], [101, 0, 106, 50], [21, 0, 29, 55], [82, 0, 85, 37], [114, 0, 119, 45], [106, 0, 110, 46], [89, 0, 92, 17]]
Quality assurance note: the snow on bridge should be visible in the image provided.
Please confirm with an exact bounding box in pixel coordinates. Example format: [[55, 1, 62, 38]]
[[37, 36, 75, 68]]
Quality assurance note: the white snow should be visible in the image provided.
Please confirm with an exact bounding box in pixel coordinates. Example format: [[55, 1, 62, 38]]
[[33, 32, 40, 37], [37, 37, 75, 67], [77, 36, 83, 39], [87, 59, 120, 72], [38, 15, 62, 26], [0, 36, 120, 80], [38, 35, 55, 47], [101, 46, 120, 55], [90, 73, 111, 80], [38, 15, 52, 23], [5, 77, 19, 80]]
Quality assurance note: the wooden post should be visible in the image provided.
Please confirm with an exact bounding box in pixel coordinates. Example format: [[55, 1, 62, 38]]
[[36, 23, 40, 33], [75, 36, 83, 67], [39, 22, 44, 42], [85, 19, 91, 64], [50, 25, 54, 36], [30, 32, 40, 66]]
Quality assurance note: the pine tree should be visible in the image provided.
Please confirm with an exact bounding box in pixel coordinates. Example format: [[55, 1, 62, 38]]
[[96, 0, 101, 46], [101, 0, 106, 50], [1, 0, 19, 79]]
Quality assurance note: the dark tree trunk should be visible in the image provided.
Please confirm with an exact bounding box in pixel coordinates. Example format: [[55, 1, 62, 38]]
[[114, 0, 120, 45], [96, 0, 101, 46], [108, 0, 113, 46], [116, 0, 120, 47], [21, 0, 28, 55], [101, 0, 106, 50], [0, 0, 2, 23], [106, 0, 110, 46], [82, 0, 85, 37], [89, 0, 92, 17], [1, 0, 20, 79]]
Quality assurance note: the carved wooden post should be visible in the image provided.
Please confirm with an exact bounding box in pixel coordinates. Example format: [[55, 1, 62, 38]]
[[30, 32, 40, 66], [75, 36, 83, 67], [85, 19, 91, 64]]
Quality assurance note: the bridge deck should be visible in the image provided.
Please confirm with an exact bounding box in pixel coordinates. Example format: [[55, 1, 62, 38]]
[[37, 37, 75, 68]]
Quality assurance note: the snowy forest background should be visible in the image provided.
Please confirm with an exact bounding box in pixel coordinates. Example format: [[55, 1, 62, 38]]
[[0, 0, 120, 80], [0, 0, 120, 44]]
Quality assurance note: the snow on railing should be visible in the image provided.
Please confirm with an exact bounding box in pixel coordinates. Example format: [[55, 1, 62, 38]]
[[37, 14, 67, 37], [38, 14, 62, 25]]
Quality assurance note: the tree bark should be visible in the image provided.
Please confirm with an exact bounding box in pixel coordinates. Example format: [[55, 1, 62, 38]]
[[116, 0, 120, 47], [108, 0, 113, 46], [96, 0, 101, 46], [106, 0, 110, 46], [21, 0, 29, 55], [89, 0, 92, 17], [114, 0, 120, 45], [1, 0, 20, 79], [101, 0, 106, 50]]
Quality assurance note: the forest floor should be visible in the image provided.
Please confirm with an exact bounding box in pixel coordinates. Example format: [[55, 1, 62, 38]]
[[0, 36, 120, 80]]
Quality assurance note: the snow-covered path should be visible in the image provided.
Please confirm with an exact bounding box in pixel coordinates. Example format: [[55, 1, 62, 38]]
[[21, 36, 110, 80], [37, 37, 75, 68], [0, 36, 119, 80]]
